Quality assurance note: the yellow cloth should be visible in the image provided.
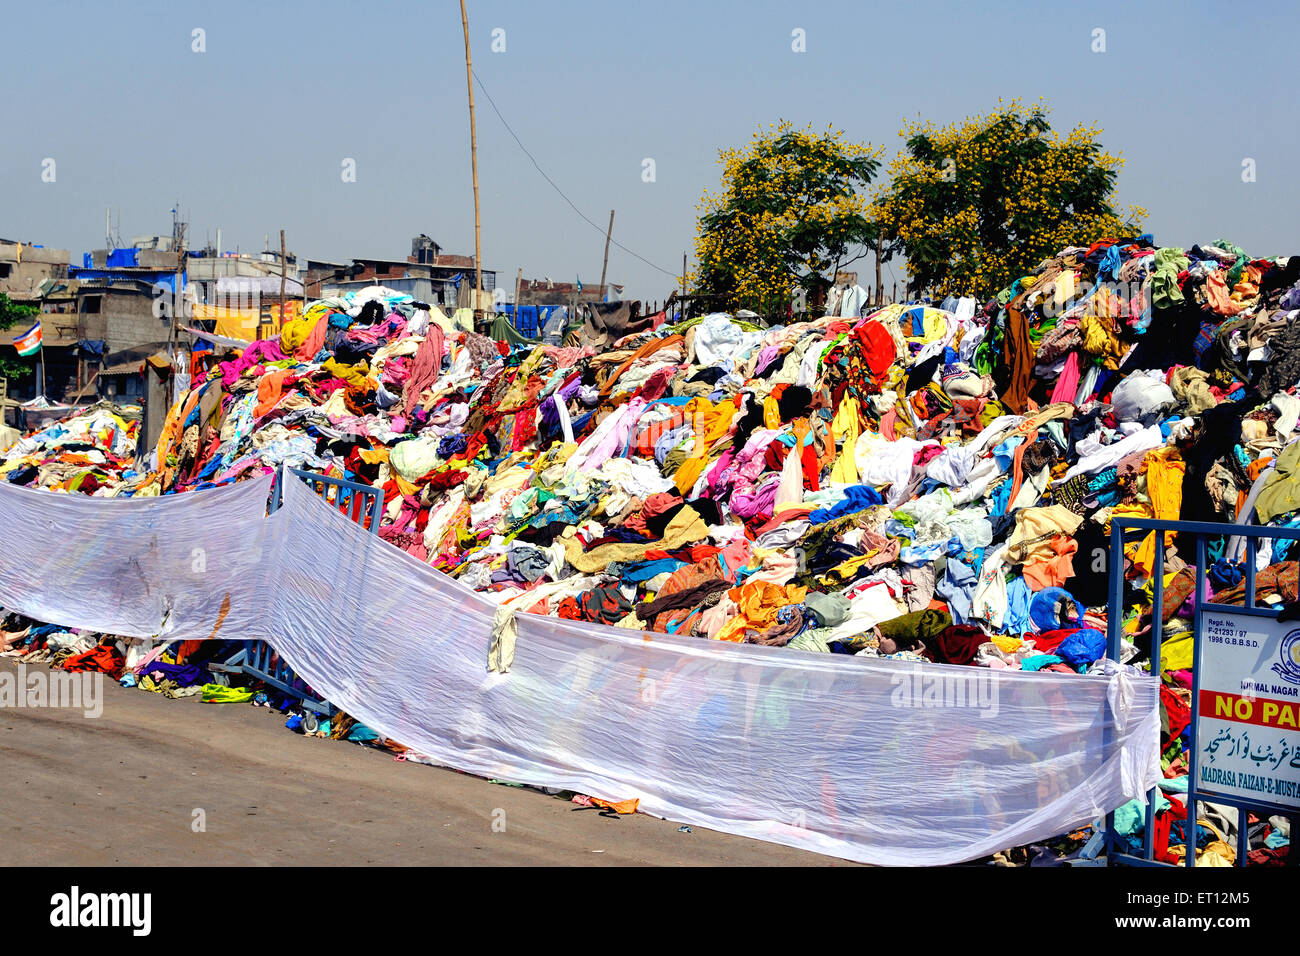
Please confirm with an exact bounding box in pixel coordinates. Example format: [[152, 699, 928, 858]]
[[1133, 446, 1185, 577], [193, 303, 262, 342], [1160, 630, 1194, 674], [903, 307, 948, 344], [1079, 307, 1127, 370], [829, 395, 861, 485], [763, 395, 782, 430], [278, 314, 317, 355], [1005, 505, 1083, 564], [562, 506, 710, 573], [673, 397, 736, 495], [991, 634, 1023, 654], [322, 357, 372, 389]]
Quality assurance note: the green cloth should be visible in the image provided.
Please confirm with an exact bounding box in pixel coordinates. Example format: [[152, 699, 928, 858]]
[[1213, 239, 1248, 288], [201, 683, 255, 704], [787, 628, 833, 654], [804, 592, 850, 629], [490, 314, 538, 348], [1254, 441, 1300, 524], [875, 609, 952, 650], [1113, 790, 1172, 837], [1151, 247, 1190, 311]]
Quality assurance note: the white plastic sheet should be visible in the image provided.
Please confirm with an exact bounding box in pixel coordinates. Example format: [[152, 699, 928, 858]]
[[0, 476, 273, 641], [267, 479, 1160, 865], [0, 475, 1161, 865]]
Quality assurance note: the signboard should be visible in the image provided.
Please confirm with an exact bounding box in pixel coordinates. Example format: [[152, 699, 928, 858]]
[[1196, 606, 1300, 809]]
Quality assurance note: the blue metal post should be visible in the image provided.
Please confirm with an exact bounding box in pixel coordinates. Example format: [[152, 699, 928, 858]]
[[1186, 533, 1206, 867], [1239, 539, 1255, 868], [1143, 538, 1164, 861], [1104, 519, 1125, 863], [1102, 517, 1300, 867]]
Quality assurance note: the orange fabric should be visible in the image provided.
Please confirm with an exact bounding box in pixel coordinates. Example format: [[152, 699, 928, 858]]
[[175, 639, 203, 664], [714, 580, 808, 643], [600, 334, 683, 398], [1007, 439, 1031, 504], [255, 369, 291, 417], [632, 408, 687, 458], [156, 390, 202, 488], [296, 313, 328, 362], [590, 797, 639, 814], [673, 395, 739, 495], [1023, 535, 1079, 590], [1236, 458, 1273, 518]]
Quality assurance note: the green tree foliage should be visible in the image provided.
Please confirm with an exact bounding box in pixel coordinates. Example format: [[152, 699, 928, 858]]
[[694, 122, 882, 315], [872, 100, 1146, 301]]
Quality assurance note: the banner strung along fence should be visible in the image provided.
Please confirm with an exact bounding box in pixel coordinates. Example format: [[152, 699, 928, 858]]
[[0, 475, 1160, 865]]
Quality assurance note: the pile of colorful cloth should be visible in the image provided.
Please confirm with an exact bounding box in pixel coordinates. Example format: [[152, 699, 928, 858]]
[[3, 235, 1300, 865], [1, 239, 1299, 681], [0, 401, 141, 494]]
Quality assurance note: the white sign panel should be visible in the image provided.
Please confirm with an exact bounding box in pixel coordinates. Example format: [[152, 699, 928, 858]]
[[1196, 607, 1300, 810]]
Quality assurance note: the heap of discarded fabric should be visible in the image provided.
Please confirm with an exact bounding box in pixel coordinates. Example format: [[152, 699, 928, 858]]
[[4, 239, 1300, 689], [0, 401, 142, 494]]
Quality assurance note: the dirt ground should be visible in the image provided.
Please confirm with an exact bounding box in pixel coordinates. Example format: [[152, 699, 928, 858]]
[[0, 659, 843, 866]]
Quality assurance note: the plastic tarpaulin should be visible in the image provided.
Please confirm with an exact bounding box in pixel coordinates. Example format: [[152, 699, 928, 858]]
[[0, 475, 1160, 865], [0, 476, 273, 642], [267, 477, 1159, 865], [191, 303, 264, 342]]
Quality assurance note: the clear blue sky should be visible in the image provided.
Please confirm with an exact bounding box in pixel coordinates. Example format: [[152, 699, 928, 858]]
[[2, 0, 1295, 302]]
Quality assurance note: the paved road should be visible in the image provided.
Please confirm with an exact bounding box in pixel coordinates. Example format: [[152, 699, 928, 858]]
[[0, 660, 842, 866]]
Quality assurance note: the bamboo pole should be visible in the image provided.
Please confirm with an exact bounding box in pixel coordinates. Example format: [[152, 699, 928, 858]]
[[279, 229, 287, 330], [598, 209, 614, 299], [460, 0, 483, 322]]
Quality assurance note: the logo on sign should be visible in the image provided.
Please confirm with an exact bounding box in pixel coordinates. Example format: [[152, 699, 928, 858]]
[[1272, 630, 1300, 686]]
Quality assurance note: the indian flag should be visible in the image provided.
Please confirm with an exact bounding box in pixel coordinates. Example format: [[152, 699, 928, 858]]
[[13, 321, 41, 357]]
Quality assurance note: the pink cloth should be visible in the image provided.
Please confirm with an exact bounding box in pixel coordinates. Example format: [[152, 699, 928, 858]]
[[731, 475, 779, 519], [218, 339, 285, 388], [296, 313, 329, 362], [1050, 351, 1082, 404], [400, 325, 445, 415]]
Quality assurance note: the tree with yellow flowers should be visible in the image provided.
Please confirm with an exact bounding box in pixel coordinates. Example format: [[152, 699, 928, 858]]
[[872, 101, 1147, 302], [694, 122, 882, 316]]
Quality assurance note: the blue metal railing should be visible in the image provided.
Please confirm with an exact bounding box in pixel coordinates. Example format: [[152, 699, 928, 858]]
[[1104, 515, 1300, 867], [208, 466, 381, 716], [270, 466, 382, 532]]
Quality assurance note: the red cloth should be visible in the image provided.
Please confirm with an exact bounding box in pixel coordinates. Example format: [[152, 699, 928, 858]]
[[854, 321, 896, 376], [425, 470, 468, 491], [400, 324, 445, 415], [1161, 684, 1191, 745], [1030, 628, 1077, 654], [62, 644, 125, 679], [922, 625, 986, 666]]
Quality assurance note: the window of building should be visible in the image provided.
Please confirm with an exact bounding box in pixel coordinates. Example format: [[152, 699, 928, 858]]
[[0, 264, 11, 279], [375, 263, 391, 276], [82, 295, 102, 314]]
